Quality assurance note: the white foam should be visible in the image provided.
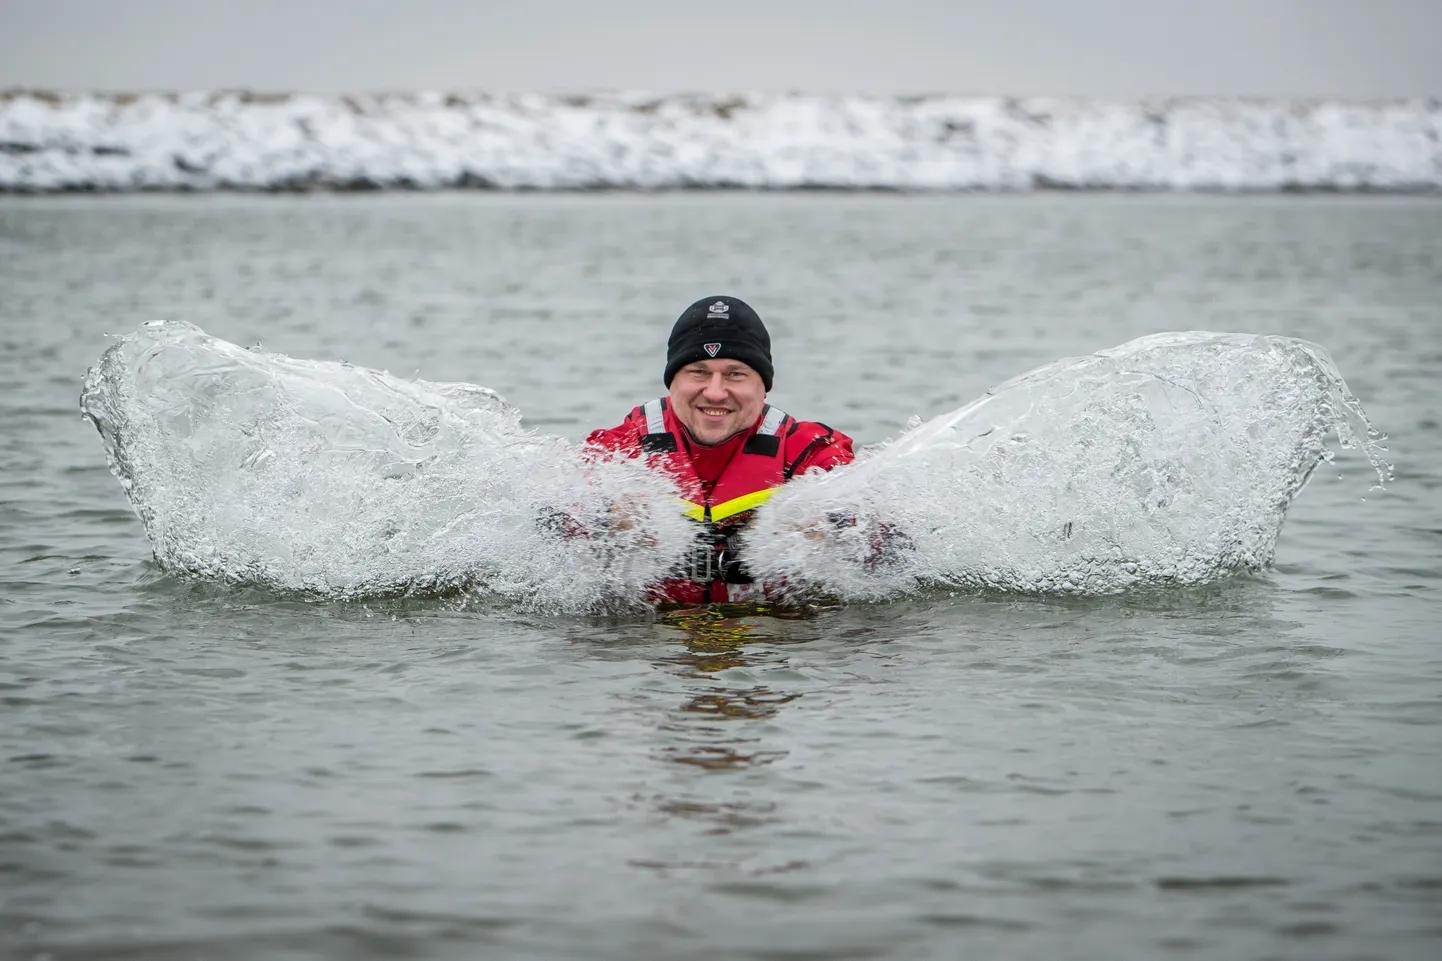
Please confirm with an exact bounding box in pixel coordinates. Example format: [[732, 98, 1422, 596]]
[[6, 91, 1440, 192], [745, 332, 1392, 599], [80, 320, 698, 611]]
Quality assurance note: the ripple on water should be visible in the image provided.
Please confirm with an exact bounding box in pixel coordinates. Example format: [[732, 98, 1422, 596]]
[[3, 195, 1439, 961], [1154, 875, 1292, 890]]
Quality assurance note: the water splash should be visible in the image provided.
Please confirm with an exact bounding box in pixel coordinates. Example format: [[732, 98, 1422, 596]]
[[82, 324, 1389, 608], [80, 320, 696, 611], [745, 331, 1391, 600]]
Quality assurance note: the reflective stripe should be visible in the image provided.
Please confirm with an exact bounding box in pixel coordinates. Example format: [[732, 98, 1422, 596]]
[[642, 399, 665, 436], [757, 405, 787, 436], [677, 488, 777, 524], [709, 488, 777, 522]]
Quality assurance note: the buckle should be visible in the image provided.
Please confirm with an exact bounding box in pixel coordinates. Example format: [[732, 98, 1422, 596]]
[[676, 525, 735, 583], [687, 541, 725, 581]]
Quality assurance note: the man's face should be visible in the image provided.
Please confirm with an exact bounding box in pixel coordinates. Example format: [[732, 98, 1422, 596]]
[[668, 359, 767, 446]]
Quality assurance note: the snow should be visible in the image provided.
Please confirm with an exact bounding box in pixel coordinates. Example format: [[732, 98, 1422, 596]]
[[2, 90, 1439, 192]]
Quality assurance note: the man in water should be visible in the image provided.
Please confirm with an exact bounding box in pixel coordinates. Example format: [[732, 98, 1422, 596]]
[[586, 296, 856, 604]]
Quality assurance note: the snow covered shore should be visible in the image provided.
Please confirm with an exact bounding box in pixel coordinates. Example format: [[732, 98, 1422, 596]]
[[3, 90, 1439, 193]]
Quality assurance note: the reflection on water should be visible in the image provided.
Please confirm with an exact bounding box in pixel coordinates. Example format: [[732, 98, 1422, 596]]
[[605, 605, 821, 856], [655, 606, 809, 773]]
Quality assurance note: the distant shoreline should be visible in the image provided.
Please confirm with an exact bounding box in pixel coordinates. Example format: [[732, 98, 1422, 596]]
[[5, 91, 1440, 194], [6, 184, 1440, 197]]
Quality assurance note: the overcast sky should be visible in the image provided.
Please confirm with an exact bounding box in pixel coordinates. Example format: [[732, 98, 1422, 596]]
[[3, 0, 1439, 98]]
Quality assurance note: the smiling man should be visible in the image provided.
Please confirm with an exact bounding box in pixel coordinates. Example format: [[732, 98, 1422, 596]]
[[586, 296, 855, 604]]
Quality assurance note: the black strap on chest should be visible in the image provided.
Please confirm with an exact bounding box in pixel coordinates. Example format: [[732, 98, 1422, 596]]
[[638, 398, 678, 452], [742, 434, 779, 456]]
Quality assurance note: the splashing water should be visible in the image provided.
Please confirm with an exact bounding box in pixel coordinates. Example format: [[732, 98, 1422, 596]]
[[82, 323, 1389, 609], [80, 321, 696, 611], [746, 331, 1391, 600]]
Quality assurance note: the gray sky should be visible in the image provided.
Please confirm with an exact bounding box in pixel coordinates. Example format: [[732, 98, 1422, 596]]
[[3, 0, 1439, 98]]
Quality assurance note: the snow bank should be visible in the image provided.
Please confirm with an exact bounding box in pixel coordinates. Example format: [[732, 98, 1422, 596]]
[[3, 90, 1439, 193]]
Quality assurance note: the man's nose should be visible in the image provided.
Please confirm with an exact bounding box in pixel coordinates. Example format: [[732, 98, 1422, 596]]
[[702, 373, 728, 396]]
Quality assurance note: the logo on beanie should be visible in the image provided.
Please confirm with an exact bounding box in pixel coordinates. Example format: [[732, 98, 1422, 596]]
[[707, 301, 729, 318], [704, 342, 722, 357]]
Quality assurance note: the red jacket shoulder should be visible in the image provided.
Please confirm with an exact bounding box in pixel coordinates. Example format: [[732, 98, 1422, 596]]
[[788, 421, 855, 476]]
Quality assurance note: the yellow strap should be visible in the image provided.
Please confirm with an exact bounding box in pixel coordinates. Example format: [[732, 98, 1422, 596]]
[[676, 489, 778, 523], [708, 488, 777, 522]]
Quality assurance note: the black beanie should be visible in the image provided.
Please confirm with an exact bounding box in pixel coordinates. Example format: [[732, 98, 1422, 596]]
[[663, 296, 774, 391]]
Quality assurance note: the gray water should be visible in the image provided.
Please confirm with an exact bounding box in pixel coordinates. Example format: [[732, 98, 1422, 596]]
[[3, 193, 1441, 960]]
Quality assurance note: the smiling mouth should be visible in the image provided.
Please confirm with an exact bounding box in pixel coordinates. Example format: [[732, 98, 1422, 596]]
[[697, 406, 732, 417]]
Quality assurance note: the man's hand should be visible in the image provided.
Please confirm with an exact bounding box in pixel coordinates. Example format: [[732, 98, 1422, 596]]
[[790, 510, 857, 541], [605, 495, 644, 533]]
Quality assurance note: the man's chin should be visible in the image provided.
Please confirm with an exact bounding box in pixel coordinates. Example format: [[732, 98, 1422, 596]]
[[688, 422, 741, 447]]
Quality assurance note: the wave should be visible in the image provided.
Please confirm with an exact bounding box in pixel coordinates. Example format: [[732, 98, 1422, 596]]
[[79, 320, 698, 609], [8, 90, 1441, 193], [80, 322, 1390, 609], [745, 332, 1391, 599]]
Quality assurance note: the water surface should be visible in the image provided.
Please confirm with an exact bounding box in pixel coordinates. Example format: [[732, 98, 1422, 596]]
[[2, 193, 1440, 960]]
